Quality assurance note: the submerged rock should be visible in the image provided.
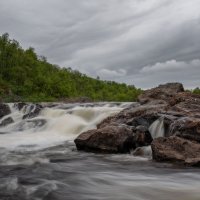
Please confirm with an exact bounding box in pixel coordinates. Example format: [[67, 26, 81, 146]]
[[151, 136, 200, 166], [0, 103, 11, 119], [132, 146, 152, 158], [22, 104, 43, 119], [0, 117, 14, 127], [26, 119, 47, 128], [14, 102, 27, 110]]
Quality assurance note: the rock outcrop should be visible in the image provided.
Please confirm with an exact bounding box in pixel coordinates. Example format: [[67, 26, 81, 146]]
[[75, 82, 200, 166], [138, 82, 184, 105], [151, 136, 200, 166]]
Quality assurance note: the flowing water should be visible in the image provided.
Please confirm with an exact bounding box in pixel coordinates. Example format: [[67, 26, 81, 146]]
[[149, 117, 165, 139], [0, 103, 200, 200]]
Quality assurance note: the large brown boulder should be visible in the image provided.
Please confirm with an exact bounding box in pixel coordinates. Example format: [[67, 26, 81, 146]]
[[74, 124, 153, 153], [138, 83, 184, 104], [151, 136, 200, 166], [169, 117, 200, 142], [74, 125, 135, 153], [169, 92, 200, 117]]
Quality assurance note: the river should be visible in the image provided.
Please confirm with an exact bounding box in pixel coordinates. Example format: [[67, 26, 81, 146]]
[[0, 103, 200, 200]]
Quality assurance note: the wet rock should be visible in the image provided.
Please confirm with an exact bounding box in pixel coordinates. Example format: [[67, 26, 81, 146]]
[[97, 104, 167, 129], [169, 117, 200, 142], [14, 102, 27, 110], [0, 117, 14, 127], [127, 111, 179, 138], [74, 125, 135, 153], [169, 92, 200, 117], [128, 113, 159, 128], [134, 125, 153, 147], [138, 82, 184, 104], [0, 103, 11, 119], [26, 119, 47, 128], [22, 104, 43, 119], [151, 136, 200, 166], [14, 119, 46, 132]]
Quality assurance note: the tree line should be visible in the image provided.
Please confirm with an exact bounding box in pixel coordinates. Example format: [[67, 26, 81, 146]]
[[0, 33, 142, 102], [192, 87, 200, 94]]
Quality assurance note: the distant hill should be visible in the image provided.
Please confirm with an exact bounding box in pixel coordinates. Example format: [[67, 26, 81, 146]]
[[0, 33, 142, 102]]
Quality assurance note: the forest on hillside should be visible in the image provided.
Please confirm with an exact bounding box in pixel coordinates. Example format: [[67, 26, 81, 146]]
[[0, 33, 142, 102]]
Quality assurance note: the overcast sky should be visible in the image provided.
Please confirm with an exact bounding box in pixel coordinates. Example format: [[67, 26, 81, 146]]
[[0, 0, 200, 88]]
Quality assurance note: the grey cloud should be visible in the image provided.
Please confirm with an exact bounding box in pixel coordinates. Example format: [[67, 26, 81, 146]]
[[117, 59, 200, 89], [98, 69, 127, 79], [0, 0, 200, 88], [140, 59, 200, 73]]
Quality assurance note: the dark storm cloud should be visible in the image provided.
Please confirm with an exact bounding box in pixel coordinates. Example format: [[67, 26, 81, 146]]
[[0, 0, 200, 88]]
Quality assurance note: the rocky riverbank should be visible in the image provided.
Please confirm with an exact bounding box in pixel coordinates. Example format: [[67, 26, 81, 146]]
[[75, 83, 200, 166]]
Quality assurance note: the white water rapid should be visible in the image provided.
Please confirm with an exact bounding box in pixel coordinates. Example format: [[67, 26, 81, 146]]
[[0, 103, 130, 151]]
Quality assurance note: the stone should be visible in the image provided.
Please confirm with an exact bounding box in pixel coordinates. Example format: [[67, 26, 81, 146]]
[[74, 125, 135, 153], [132, 146, 152, 157], [134, 125, 153, 147], [169, 92, 200, 117], [97, 104, 167, 129], [0, 103, 10, 119], [22, 104, 43, 119], [14, 102, 27, 110], [151, 136, 200, 166], [138, 82, 184, 104], [169, 117, 200, 142], [0, 117, 14, 127], [128, 113, 159, 128]]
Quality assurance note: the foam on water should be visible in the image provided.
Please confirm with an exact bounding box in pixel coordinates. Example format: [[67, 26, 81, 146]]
[[0, 103, 126, 151]]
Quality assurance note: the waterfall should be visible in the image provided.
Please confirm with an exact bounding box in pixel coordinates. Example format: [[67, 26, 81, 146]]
[[149, 117, 165, 138]]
